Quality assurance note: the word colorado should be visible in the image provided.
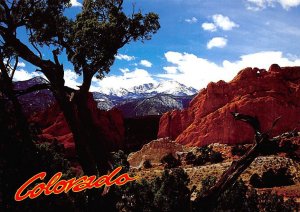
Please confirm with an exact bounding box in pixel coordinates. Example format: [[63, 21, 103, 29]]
[[15, 167, 135, 201]]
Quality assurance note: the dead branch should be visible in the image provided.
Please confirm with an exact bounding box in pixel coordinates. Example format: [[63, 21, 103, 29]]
[[14, 83, 51, 96], [194, 112, 272, 210]]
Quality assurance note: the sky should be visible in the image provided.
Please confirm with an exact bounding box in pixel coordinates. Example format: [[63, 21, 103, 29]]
[[14, 0, 300, 92]]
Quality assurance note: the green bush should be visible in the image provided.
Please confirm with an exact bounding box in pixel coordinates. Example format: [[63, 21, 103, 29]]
[[186, 146, 224, 166], [250, 168, 294, 188], [210, 151, 224, 163], [161, 153, 181, 169], [194, 175, 297, 212], [114, 168, 191, 212]]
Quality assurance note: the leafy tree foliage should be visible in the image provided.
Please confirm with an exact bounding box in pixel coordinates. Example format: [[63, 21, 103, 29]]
[[111, 168, 190, 212], [185, 146, 223, 166], [114, 179, 156, 212], [0, 0, 160, 89], [258, 191, 298, 212], [110, 150, 130, 173], [153, 168, 191, 212]]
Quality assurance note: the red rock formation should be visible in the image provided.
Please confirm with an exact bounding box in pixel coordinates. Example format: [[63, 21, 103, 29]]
[[158, 65, 300, 146], [30, 93, 125, 158]]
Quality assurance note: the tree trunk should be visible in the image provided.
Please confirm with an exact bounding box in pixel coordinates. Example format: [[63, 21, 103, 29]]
[[3, 34, 104, 176], [3, 33, 113, 210], [0, 59, 34, 148], [53, 87, 101, 175], [74, 90, 111, 175]]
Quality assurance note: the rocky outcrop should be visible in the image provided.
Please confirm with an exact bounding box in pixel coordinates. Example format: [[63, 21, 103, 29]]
[[128, 137, 184, 168], [158, 65, 300, 146], [30, 93, 125, 158]]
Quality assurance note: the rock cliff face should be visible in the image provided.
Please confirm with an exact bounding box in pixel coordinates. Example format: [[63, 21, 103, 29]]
[[128, 138, 184, 168], [30, 93, 125, 158], [158, 65, 300, 146]]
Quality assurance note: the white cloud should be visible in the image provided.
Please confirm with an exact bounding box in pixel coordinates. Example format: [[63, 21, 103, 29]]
[[160, 51, 300, 90], [246, 0, 300, 10], [246, 0, 274, 10], [279, 0, 300, 9], [70, 0, 82, 7], [64, 69, 81, 89], [207, 37, 228, 49], [120, 68, 130, 73], [212, 14, 239, 31], [140, 60, 152, 68], [163, 66, 178, 74], [115, 54, 136, 61], [202, 22, 217, 32], [185, 17, 198, 23], [91, 68, 156, 92], [12, 68, 82, 89], [13, 69, 44, 81], [202, 14, 238, 32], [17, 62, 26, 68], [3, 58, 26, 68]]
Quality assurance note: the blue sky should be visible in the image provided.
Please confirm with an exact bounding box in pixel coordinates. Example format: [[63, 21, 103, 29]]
[[14, 0, 300, 91]]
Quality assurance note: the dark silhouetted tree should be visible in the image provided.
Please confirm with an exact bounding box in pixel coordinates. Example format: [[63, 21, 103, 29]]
[[0, 0, 159, 209], [0, 0, 159, 174]]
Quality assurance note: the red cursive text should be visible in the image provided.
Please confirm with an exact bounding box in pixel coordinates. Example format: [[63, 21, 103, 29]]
[[15, 167, 135, 201]]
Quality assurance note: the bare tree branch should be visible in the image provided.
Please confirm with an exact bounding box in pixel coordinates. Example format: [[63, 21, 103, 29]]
[[29, 29, 43, 59], [194, 112, 274, 210], [14, 82, 76, 97], [14, 83, 51, 96], [10, 55, 18, 79], [52, 49, 60, 66]]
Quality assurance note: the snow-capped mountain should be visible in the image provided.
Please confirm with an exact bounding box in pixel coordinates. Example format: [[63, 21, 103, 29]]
[[14, 77, 197, 118], [97, 81, 197, 98], [152, 81, 197, 96]]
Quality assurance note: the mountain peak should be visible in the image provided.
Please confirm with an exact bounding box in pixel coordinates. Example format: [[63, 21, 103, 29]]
[[154, 80, 197, 96], [96, 80, 197, 98]]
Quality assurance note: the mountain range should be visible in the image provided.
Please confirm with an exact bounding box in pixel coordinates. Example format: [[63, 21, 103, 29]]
[[14, 77, 197, 117], [96, 81, 197, 98]]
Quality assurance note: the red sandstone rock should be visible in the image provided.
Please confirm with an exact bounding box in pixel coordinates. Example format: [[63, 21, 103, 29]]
[[158, 65, 300, 146], [31, 93, 125, 158]]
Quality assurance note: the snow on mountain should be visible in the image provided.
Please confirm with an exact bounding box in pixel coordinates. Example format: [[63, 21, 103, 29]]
[[131, 83, 156, 94], [14, 77, 197, 116], [97, 81, 197, 98], [153, 81, 197, 96], [97, 87, 130, 97]]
